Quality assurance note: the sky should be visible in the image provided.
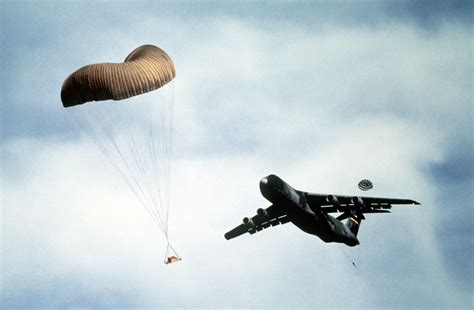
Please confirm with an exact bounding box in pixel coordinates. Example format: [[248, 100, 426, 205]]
[[1, 1, 473, 308]]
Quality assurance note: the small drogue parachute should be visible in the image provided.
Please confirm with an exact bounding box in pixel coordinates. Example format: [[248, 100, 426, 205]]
[[358, 179, 373, 191], [61, 45, 180, 264]]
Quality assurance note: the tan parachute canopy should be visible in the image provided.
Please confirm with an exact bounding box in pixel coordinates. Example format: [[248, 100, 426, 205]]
[[61, 44, 180, 263], [61, 44, 175, 107]]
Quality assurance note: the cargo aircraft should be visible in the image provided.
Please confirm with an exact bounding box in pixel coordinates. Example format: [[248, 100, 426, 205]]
[[225, 175, 420, 246]]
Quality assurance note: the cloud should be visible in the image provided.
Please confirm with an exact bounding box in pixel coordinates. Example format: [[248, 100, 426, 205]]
[[2, 2, 472, 308]]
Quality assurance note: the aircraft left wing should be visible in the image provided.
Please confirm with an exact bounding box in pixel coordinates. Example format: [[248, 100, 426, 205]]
[[303, 192, 420, 214], [224, 205, 290, 240]]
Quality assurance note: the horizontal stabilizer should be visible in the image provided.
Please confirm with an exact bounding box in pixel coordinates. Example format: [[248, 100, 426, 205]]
[[364, 209, 391, 213]]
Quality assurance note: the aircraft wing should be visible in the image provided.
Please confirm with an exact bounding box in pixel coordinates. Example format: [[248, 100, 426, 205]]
[[303, 192, 420, 214], [224, 205, 290, 240]]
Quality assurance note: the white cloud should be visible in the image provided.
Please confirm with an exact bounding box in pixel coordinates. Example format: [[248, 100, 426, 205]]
[[2, 8, 472, 308]]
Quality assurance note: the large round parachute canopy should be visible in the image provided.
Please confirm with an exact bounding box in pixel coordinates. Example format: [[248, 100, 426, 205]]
[[61, 44, 180, 264], [358, 179, 373, 191], [61, 44, 175, 107]]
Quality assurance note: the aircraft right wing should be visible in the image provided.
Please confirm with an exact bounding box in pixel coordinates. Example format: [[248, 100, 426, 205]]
[[303, 192, 420, 214], [224, 205, 290, 240]]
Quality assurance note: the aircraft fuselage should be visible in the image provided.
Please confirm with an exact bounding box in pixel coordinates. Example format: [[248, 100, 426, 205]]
[[259, 174, 359, 246]]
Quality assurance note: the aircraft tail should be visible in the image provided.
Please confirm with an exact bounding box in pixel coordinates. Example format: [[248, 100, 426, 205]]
[[346, 211, 364, 237]]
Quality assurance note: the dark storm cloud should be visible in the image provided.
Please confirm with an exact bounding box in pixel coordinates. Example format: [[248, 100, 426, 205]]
[[160, 1, 473, 29], [382, 0, 472, 29], [1, 3, 77, 141], [0, 99, 77, 141], [427, 132, 474, 290], [432, 180, 474, 292], [429, 136, 473, 182]]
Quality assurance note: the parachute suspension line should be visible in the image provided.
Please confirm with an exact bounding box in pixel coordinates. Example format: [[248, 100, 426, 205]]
[[130, 113, 168, 231], [61, 44, 178, 260], [143, 97, 169, 236], [163, 239, 180, 264], [71, 111, 161, 232], [82, 105, 168, 235], [157, 81, 174, 238], [152, 89, 171, 238], [110, 111, 164, 233], [163, 242, 170, 263], [338, 245, 357, 268], [165, 81, 175, 234], [101, 114, 165, 232], [159, 110, 169, 234], [126, 106, 167, 233], [159, 81, 174, 237], [71, 87, 177, 251], [148, 125, 167, 232], [161, 105, 168, 235], [162, 111, 169, 236]]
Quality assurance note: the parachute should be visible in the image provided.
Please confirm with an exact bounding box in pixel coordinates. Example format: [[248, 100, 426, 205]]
[[61, 45, 175, 107], [61, 44, 180, 263], [358, 179, 373, 191]]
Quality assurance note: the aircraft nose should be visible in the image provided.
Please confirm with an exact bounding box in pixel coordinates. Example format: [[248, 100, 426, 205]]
[[260, 176, 273, 201], [260, 175, 284, 203]]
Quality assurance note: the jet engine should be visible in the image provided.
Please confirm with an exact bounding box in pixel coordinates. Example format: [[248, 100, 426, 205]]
[[243, 217, 255, 226], [351, 196, 365, 207], [257, 208, 268, 218], [326, 195, 342, 211]]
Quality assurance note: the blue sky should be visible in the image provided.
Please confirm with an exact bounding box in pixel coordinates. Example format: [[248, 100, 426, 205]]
[[1, 1, 472, 308]]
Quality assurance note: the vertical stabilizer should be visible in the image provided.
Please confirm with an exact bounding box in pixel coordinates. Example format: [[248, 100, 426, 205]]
[[346, 211, 364, 237]]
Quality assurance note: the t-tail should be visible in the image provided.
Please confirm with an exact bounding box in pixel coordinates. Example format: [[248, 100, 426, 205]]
[[346, 210, 364, 237]]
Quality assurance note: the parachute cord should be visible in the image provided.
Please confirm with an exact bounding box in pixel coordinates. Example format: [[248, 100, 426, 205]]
[[165, 235, 179, 257], [164, 242, 170, 263], [163, 234, 180, 263], [127, 106, 167, 232], [163, 107, 170, 236], [152, 106, 169, 234], [156, 90, 170, 237], [87, 105, 167, 235], [69, 83, 176, 247], [168, 241, 179, 257], [72, 114, 162, 232], [148, 126, 167, 231], [105, 125, 164, 232], [137, 103, 170, 235], [110, 127, 164, 232], [165, 81, 175, 235], [338, 245, 357, 268], [102, 115, 167, 234]]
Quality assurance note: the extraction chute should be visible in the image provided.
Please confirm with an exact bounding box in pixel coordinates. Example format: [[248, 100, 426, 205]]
[[358, 179, 373, 191], [61, 44, 180, 264]]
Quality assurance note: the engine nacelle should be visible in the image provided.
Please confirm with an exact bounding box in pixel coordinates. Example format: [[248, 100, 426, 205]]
[[243, 217, 255, 226], [326, 195, 342, 210], [351, 196, 365, 207], [257, 208, 268, 218]]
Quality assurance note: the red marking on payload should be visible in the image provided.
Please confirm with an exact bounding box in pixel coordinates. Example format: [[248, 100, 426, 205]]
[[165, 256, 182, 265]]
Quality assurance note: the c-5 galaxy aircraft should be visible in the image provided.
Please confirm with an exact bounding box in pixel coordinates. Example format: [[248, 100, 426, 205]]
[[225, 175, 420, 246]]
